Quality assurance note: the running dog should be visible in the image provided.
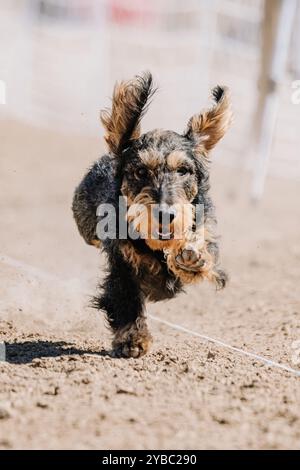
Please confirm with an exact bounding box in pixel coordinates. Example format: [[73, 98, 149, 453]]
[[72, 71, 232, 358]]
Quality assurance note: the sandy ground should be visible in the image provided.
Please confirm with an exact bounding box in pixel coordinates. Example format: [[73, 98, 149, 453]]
[[0, 120, 300, 450]]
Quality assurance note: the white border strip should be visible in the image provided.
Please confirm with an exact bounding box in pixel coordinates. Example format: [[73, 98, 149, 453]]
[[1, 253, 300, 378]]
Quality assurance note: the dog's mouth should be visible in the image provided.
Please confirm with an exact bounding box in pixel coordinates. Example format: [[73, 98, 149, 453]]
[[153, 224, 174, 240]]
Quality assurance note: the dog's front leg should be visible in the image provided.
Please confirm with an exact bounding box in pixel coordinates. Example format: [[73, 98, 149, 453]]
[[166, 226, 227, 288], [96, 258, 152, 358]]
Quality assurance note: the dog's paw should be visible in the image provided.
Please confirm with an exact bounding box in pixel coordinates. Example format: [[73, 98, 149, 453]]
[[175, 247, 206, 272], [113, 341, 147, 359], [166, 245, 215, 284], [112, 318, 152, 359]]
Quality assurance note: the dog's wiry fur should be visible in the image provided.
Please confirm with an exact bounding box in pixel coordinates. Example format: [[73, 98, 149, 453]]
[[72, 71, 232, 358], [100, 72, 156, 155]]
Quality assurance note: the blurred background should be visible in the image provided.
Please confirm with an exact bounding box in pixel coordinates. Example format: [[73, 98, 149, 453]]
[[1, 0, 300, 182]]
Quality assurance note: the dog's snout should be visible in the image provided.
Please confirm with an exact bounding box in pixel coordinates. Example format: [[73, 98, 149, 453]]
[[153, 205, 177, 224], [163, 209, 176, 223]]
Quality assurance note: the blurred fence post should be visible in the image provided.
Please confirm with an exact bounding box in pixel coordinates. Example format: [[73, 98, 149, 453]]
[[251, 0, 297, 201], [290, 2, 300, 76]]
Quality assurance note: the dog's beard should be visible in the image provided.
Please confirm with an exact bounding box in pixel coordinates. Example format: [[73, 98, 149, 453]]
[[126, 201, 194, 251]]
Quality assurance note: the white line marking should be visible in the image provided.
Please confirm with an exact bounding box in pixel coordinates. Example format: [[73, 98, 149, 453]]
[[149, 315, 300, 378], [1, 253, 300, 378], [0, 253, 62, 282]]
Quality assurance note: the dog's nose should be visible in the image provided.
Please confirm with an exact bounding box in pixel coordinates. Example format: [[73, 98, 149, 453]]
[[153, 205, 177, 224]]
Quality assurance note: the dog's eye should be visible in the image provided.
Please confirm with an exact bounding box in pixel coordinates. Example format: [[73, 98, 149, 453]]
[[136, 167, 147, 178], [177, 167, 190, 176]]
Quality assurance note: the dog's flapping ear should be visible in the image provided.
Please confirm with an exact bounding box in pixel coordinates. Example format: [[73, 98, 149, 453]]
[[185, 86, 232, 155], [100, 71, 156, 155]]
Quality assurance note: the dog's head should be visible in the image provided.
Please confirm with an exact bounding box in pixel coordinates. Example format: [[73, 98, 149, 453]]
[[101, 72, 232, 250]]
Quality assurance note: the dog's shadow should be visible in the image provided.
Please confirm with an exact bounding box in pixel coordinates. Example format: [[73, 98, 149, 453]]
[[4, 340, 112, 364]]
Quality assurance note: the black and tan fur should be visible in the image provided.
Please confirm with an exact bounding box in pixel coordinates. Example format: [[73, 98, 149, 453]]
[[72, 71, 232, 358]]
